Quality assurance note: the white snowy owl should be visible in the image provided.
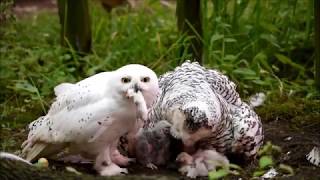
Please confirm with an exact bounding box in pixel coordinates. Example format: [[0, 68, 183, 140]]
[[146, 60, 263, 178], [21, 64, 159, 176]]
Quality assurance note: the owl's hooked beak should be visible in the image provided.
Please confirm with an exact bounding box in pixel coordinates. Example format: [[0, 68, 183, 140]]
[[134, 83, 142, 92], [125, 83, 142, 98]]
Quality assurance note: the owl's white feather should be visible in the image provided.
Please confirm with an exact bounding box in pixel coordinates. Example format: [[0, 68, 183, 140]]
[[306, 146, 320, 167], [146, 60, 263, 178], [21, 64, 159, 176]]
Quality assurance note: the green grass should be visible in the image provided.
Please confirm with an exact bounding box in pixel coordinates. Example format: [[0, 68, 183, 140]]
[[0, 0, 318, 127], [201, 0, 317, 95]]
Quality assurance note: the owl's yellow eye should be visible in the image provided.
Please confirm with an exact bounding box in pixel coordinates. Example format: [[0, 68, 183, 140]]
[[141, 77, 150, 83], [121, 77, 131, 83]]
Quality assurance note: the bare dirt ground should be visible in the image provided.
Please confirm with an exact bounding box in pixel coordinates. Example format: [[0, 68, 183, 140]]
[[262, 121, 319, 179]]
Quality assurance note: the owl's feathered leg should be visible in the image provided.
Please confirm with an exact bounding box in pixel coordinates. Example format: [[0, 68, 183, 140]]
[[110, 140, 135, 166], [111, 149, 135, 166], [94, 145, 128, 176]]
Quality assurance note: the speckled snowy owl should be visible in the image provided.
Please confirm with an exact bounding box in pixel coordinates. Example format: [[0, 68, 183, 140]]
[[146, 61, 263, 167], [21, 64, 159, 176]]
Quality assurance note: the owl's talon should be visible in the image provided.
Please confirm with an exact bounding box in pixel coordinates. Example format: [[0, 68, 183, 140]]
[[111, 149, 135, 166], [170, 127, 181, 139], [99, 164, 128, 176], [146, 163, 158, 170], [186, 167, 198, 179]]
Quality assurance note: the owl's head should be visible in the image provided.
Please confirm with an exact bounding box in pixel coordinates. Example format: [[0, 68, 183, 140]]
[[169, 97, 227, 147], [114, 64, 159, 107], [169, 102, 213, 147]]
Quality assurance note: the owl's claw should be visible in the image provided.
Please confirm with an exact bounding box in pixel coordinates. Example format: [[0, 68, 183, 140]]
[[111, 149, 135, 166], [170, 127, 181, 139], [146, 163, 158, 170], [125, 88, 148, 120], [186, 167, 198, 179], [99, 164, 128, 176], [178, 165, 190, 174]]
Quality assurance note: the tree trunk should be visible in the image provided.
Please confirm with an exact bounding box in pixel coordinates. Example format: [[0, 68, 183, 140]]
[[57, 0, 92, 54], [176, 0, 203, 64], [315, 0, 320, 90]]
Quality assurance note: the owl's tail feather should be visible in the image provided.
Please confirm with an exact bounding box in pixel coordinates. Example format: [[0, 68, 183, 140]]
[[248, 92, 266, 108], [26, 143, 47, 162], [24, 143, 66, 162]]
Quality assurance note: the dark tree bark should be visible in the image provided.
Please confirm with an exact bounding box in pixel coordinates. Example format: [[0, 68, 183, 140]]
[[315, 0, 320, 90], [176, 0, 203, 64], [57, 0, 92, 54]]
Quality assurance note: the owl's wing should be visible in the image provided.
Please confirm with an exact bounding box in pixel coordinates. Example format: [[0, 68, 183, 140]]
[[204, 69, 242, 106], [48, 72, 111, 115], [54, 82, 74, 96], [230, 103, 263, 158], [169, 61, 242, 106], [22, 72, 115, 161]]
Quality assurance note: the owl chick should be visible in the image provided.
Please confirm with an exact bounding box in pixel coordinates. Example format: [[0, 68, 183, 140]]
[[134, 120, 172, 169], [146, 60, 263, 177], [21, 64, 159, 176]]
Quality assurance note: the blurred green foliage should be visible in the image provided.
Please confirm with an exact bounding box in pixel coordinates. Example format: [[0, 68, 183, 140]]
[[201, 0, 316, 96], [0, 0, 15, 24], [0, 0, 318, 126]]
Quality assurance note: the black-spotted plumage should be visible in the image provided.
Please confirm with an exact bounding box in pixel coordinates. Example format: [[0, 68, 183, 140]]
[[147, 60, 263, 160]]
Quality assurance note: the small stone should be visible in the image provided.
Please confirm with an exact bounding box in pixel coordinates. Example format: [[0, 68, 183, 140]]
[[66, 166, 82, 175], [35, 158, 49, 168], [261, 168, 278, 179], [284, 136, 292, 141]]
